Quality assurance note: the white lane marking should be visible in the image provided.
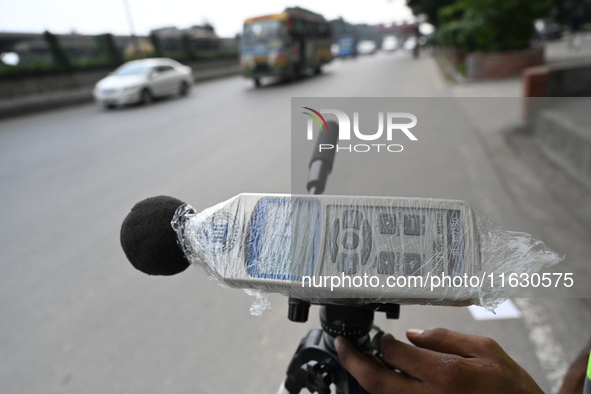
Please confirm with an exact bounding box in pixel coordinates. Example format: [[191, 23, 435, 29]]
[[514, 298, 569, 394], [468, 299, 522, 320]]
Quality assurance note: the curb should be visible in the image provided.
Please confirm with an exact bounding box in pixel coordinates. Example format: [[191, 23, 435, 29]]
[[534, 109, 591, 192], [432, 53, 466, 84]]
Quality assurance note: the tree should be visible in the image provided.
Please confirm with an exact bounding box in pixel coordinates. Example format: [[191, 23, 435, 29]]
[[436, 0, 554, 52], [406, 0, 456, 27], [552, 0, 589, 25]]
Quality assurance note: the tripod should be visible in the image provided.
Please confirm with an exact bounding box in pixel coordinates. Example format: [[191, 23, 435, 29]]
[[280, 300, 400, 394], [279, 120, 401, 393]]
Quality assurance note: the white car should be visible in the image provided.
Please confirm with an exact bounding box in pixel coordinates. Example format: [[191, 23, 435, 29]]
[[93, 58, 193, 108], [357, 40, 377, 55], [381, 36, 399, 52], [403, 37, 418, 51]]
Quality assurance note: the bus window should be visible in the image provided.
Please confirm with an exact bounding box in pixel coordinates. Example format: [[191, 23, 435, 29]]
[[309, 22, 318, 38], [294, 19, 306, 35], [243, 20, 287, 50]]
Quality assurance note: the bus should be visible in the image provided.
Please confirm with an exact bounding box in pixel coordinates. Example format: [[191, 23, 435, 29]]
[[240, 7, 333, 87]]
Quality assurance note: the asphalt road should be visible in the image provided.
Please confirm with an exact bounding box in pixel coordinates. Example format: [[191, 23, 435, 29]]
[[1, 52, 589, 394]]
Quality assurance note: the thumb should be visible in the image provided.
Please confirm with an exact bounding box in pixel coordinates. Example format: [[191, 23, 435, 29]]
[[406, 328, 495, 358]]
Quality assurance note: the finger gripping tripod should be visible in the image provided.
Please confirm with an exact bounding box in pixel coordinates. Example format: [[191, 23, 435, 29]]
[[283, 300, 400, 394]]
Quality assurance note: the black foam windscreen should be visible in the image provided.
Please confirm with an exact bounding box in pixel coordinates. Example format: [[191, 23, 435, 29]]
[[120, 196, 190, 276]]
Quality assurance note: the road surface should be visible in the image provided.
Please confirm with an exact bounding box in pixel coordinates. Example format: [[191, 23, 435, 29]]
[[1, 51, 589, 394]]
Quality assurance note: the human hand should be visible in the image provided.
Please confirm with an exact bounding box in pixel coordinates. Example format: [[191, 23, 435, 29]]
[[557, 340, 591, 394], [334, 328, 545, 394]]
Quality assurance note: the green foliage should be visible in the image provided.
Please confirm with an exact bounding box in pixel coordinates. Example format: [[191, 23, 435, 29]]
[[0, 57, 114, 78], [165, 49, 238, 61], [406, 0, 456, 27], [435, 0, 554, 52], [0, 34, 237, 79], [43, 31, 72, 69], [196, 49, 238, 59], [73, 57, 115, 69], [0, 61, 55, 78]]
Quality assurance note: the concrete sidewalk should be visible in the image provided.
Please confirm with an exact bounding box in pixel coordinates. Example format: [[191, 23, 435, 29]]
[[545, 32, 591, 66], [535, 98, 591, 191], [448, 35, 591, 192]]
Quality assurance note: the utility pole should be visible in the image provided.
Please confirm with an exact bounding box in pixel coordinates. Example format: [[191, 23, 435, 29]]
[[122, 0, 140, 57]]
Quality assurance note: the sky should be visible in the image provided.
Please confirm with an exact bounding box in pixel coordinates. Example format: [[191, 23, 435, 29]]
[[0, 0, 415, 38]]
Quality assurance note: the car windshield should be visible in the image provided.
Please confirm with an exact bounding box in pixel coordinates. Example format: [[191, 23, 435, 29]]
[[113, 64, 152, 76]]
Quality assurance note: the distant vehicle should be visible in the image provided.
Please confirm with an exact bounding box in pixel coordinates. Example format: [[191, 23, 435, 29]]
[[403, 36, 420, 59], [240, 7, 333, 87], [357, 40, 377, 55], [93, 58, 193, 109], [381, 36, 399, 52], [330, 43, 340, 57], [336, 36, 357, 58], [534, 18, 564, 40], [403, 36, 418, 51]]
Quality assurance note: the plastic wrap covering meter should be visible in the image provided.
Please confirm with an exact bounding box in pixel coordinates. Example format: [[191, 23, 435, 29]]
[[173, 193, 561, 311]]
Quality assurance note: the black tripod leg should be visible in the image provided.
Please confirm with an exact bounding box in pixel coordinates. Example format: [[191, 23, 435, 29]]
[[283, 329, 337, 394], [282, 328, 371, 394]]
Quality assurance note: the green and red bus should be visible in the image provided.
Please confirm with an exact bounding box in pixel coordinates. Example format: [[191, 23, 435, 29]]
[[240, 7, 333, 87]]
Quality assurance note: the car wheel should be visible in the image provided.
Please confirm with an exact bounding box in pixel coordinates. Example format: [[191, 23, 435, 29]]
[[104, 104, 117, 110], [254, 78, 261, 88], [140, 89, 153, 105], [179, 81, 190, 97]]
